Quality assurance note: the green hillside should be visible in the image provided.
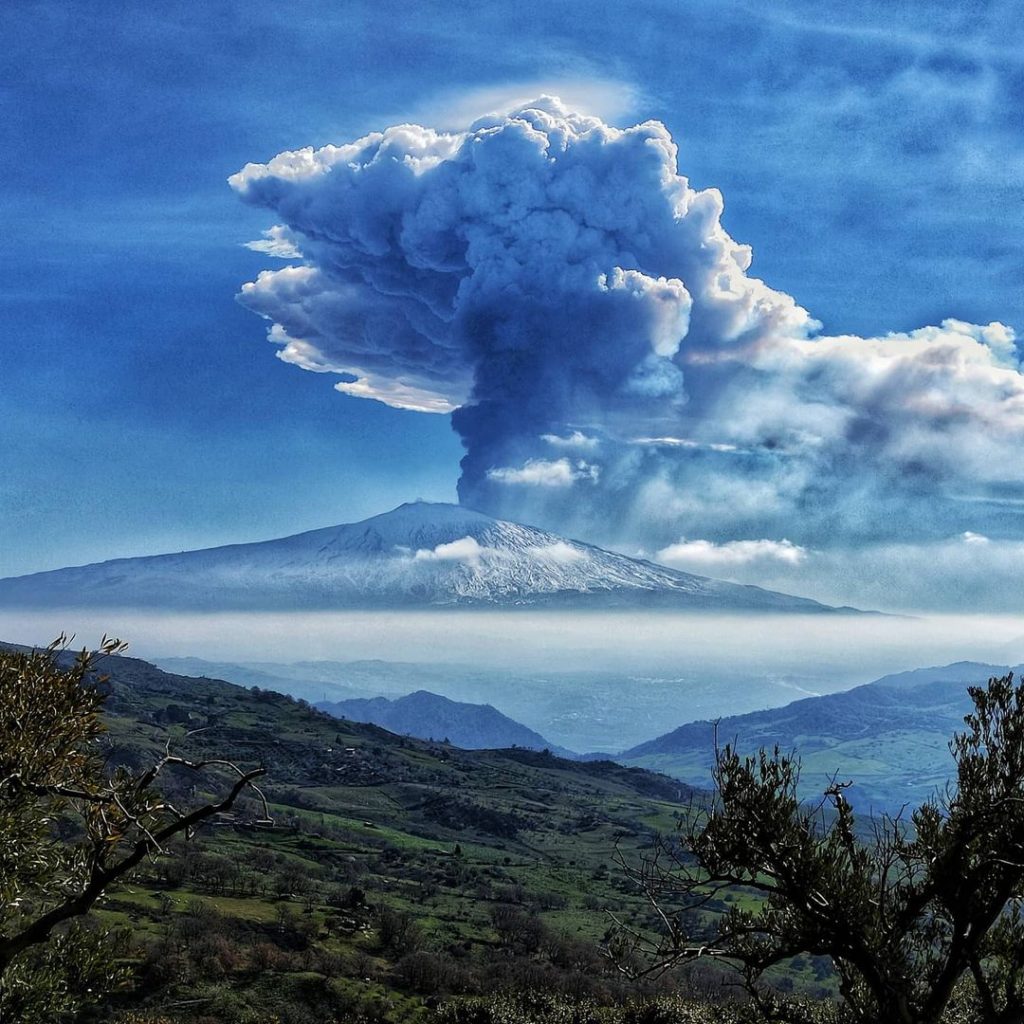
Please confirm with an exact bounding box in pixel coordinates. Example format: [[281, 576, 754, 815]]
[[619, 662, 1008, 812], [18, 649, 831, 1023]]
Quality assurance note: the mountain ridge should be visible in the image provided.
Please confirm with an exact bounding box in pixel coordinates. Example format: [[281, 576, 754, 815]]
[[618, 660, 1017, 812], [316, 688, 575, 757], [0, 501, 850, 613]]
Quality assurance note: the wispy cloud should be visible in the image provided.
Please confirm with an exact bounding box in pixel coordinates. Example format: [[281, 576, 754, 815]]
[[413, 536, 493, 567], [407, 77, 644, 129], [244, 226, 302, 259], [487, 458, 599, 488], [657, 537, 808, 574]]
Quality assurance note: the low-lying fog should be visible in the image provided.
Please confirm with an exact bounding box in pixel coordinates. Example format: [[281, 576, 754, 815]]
[[4, 610, 1023, 752]]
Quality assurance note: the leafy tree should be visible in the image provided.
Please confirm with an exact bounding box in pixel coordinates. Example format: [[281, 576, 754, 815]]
[[610, 672, 1024, 1024], [0, 637, 266, 1019]]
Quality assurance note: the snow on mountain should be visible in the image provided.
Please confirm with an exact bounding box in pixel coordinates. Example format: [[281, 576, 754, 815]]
[[0, 502, 844, 612]]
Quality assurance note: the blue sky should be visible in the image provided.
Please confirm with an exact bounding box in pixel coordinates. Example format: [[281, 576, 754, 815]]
[[2, 0, 1023, 610]]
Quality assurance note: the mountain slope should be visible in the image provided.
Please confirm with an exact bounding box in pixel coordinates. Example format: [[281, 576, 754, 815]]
[[619, 661, 1014, 812], [0, 501, 845, 612], [1, 640, 728, 1019], [316, 689, 573, 756], [1, 638, 699, 842]]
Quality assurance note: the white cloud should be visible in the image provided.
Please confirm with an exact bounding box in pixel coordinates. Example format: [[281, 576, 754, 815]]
[[597, 267, 692, 357], [333, 375, 460, 414], [526, 541, 586, 564], [656, 537, 808, 573], [244, 225, 302, 259], [413, 536, 493, 566], [541, 430, 600, 452], [644, 534, 1024, 614], [410, 536, 585, 570], [234, 98, 1024, 605], [408, 78, 643, 128], [633, 436, 740, 453], [742, 537, 1024, 614], [487, 459, 599, 487]]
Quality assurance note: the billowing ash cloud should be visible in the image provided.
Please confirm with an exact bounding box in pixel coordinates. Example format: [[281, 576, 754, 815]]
[[231, 98, 1024, 567]]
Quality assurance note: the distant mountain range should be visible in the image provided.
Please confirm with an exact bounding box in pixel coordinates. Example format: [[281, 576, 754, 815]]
[[161, 652, 1017, 813], [155, 655, 834, 754], [619, 661, 1015, 812], [0, 501, 849, 612], [11, 630, 1010, 815], [316, 690, 573, 757]]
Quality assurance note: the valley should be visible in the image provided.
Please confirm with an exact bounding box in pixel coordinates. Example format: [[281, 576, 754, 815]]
[[156, 653, 1014, 813]]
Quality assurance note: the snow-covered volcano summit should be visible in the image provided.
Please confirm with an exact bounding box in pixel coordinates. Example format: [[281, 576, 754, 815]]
[[0, 502, 844, 612]]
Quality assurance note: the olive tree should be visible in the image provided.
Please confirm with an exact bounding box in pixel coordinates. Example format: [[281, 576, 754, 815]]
[[0, 637, 266, 1018], [610, 673, 1024, 1024]]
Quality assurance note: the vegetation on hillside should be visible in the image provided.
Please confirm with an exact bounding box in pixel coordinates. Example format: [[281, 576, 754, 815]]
[[2, 644, 757, 1022], [5, 641, 1024, 1024], [619, 668, 993, 812], [0, 640, 265, 1020], [614, 674, 1024, 1024]]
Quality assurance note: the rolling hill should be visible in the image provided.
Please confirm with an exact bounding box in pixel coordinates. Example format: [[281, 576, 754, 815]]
[[618, 661, 1014, 812], [4, 639, 737, 1020], [316, 690, 573, 756]]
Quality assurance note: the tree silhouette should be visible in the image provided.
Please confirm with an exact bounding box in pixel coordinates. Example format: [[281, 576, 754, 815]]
[[611, 673, 1024, 1024], [0, 637, 266, 1017]]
